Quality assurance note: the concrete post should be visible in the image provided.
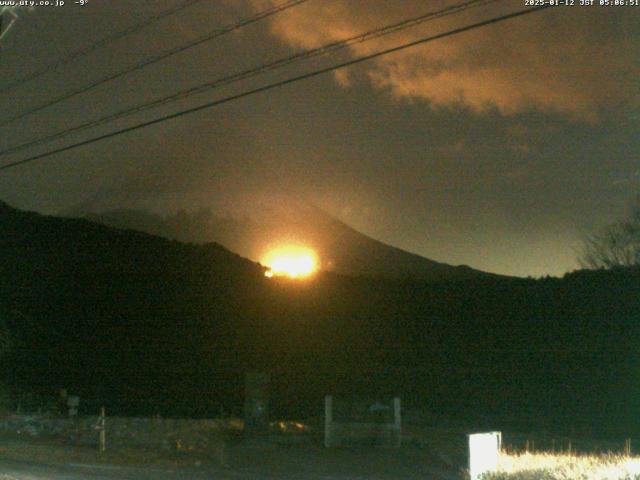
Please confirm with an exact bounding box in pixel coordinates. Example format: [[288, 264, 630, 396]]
[[98, 407, 106, 452], [324, 395, 333, 448], [393, 397, 401, 447]]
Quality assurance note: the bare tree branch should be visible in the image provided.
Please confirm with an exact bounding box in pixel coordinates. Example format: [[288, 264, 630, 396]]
[[580, 195, 640, 269]]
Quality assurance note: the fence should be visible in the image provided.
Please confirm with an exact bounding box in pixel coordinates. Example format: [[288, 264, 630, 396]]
[[324, 395, 401, 448], [0, 412, 233, 453]]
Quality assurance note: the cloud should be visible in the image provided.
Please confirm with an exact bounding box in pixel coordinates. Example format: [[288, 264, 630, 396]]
[[251, 0, 638, 120]]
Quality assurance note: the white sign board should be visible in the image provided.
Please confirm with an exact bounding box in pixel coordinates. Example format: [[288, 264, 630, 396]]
[[468, 431, 501, 480]]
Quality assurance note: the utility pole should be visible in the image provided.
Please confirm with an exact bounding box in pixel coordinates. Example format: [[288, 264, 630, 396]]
[[0, 6, 35, 45], [0, 7, 20, 43]]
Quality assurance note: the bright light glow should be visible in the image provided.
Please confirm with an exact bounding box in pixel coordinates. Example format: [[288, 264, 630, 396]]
[[262, 245, 318, 279]]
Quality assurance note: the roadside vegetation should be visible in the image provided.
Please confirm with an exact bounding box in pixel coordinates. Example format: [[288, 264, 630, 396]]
[[483, 452, 640, 480]]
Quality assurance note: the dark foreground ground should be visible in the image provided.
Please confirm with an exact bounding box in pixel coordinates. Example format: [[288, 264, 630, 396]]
[[0, 433, 463, 479]]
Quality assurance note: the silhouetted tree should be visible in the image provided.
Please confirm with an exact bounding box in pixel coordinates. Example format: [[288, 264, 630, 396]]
[[0, 312, 13, 411], [580, 195, 640, 269]]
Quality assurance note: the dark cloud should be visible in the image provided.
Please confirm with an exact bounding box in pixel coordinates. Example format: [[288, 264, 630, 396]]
[[254, 0, 639, 119]]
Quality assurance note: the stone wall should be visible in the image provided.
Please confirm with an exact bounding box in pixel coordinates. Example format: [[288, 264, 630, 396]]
[[0, 414, 239, 452]]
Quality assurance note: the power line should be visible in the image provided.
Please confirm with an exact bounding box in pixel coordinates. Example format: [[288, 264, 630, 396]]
[[0, 0, 310, 129], [0, 5, 551, 173], [0, 0, 207, 94], [0, 0, 497, 157]]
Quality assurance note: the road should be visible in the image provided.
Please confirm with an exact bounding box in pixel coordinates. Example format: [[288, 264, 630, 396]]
[[0, 456, 460, 479], [0, 436, 463, 480], [0, 457, 282, 480]]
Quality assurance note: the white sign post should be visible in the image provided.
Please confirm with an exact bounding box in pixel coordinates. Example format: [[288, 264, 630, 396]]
[[468, 431, 502, 480]]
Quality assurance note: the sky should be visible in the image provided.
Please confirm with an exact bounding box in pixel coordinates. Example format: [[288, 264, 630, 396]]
[[0, 0, 638, 277]]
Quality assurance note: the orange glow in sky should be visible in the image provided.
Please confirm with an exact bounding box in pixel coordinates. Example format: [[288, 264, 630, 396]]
[[262, 245, 318, 279]]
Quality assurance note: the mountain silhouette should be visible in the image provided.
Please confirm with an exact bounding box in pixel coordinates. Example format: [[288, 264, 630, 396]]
[[75, 201, 501, 281]]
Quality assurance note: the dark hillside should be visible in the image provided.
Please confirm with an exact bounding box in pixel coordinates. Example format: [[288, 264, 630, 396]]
[[1, 201, 639, 437], [80, 204, 501, 281]]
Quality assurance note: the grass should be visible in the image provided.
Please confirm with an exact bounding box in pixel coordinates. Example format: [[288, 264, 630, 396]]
[[0, 433, 218, 468], [482, 452, 640, 480]]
